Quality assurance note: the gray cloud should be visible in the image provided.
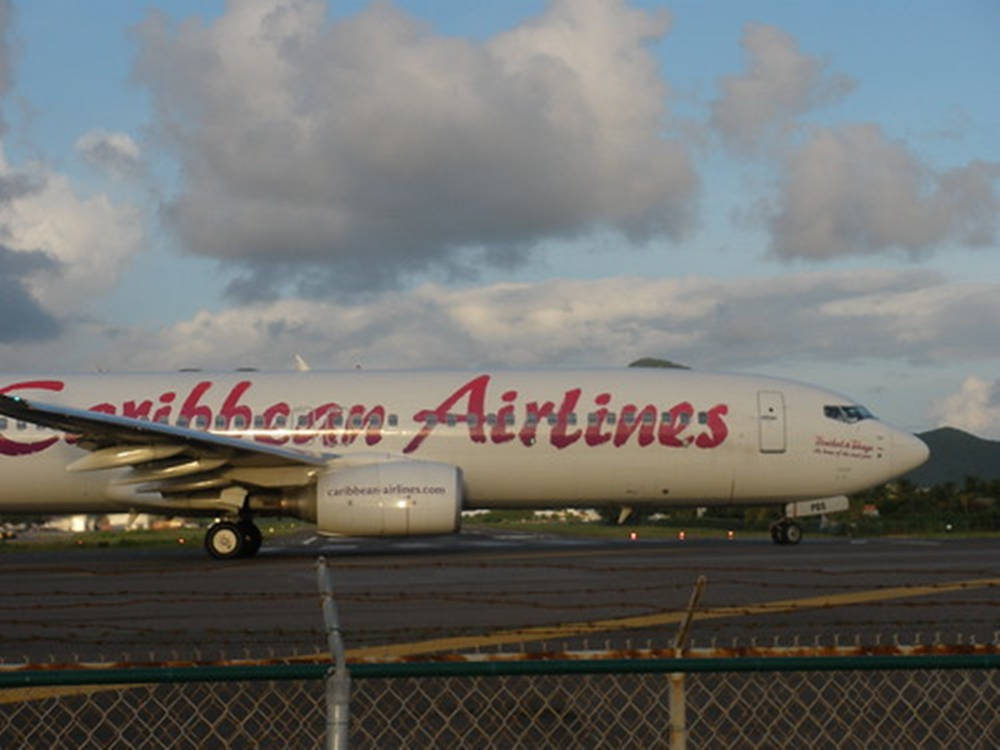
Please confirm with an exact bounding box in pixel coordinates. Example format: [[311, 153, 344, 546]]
[[133, 0, 697, 297], [0, 246, 61, 342], [710, 23, 855, 154], [768, 124, 1000, 260], [97, 269, 1000, 375], [75, 130, 144, 179]]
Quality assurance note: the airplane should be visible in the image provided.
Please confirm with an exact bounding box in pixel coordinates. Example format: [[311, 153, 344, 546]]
[[0, 368, 929, 559]]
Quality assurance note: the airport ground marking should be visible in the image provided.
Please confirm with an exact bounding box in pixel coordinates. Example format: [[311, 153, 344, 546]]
[[344, 576, 1000, 660], [6, 576, 997, 702]]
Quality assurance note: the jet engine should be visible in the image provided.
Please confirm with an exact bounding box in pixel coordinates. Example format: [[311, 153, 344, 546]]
[[316, 460, 462, 536]]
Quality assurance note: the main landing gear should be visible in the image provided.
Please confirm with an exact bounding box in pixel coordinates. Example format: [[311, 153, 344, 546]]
[[205, 518, 263, 559], [770, 519, 802, 546]]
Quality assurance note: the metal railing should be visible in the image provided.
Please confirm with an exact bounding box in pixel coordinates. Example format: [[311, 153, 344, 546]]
[[2, 648, 998, 749], [2, 560, 998, 748]]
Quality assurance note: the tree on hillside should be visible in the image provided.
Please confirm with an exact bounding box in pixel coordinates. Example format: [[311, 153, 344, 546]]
[[628, 357, 689, 369]]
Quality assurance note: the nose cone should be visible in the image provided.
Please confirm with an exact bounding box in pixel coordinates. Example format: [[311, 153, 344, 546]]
[[892, 431, 930, 476]]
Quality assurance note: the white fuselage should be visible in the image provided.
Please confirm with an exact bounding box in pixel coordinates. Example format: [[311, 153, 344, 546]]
[[0, 369, 928, 516]]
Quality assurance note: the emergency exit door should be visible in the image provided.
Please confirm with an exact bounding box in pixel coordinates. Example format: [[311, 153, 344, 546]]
[[758, 391, 786, 453]]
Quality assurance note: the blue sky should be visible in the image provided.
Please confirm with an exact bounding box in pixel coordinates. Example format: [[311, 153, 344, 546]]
[[0, 0, 998, 436]]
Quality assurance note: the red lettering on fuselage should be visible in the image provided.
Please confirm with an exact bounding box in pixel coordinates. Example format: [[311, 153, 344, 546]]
[[403, 375, 728, 454], [0, 380, 64, 456], [2, 374, 729, 458]]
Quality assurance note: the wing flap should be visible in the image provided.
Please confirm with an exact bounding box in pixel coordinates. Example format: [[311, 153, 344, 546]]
[[0, 394, 331, 468], [0, 393, 332, 509]]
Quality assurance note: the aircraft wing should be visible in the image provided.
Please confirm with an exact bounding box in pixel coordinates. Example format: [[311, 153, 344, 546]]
[[0, 393, 330, 498]]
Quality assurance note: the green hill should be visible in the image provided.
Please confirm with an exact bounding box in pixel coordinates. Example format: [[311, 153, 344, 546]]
[[906, 427, 1000, 486]]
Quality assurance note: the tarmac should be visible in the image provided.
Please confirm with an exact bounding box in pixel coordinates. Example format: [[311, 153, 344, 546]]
[[1, 527, 997, 665]]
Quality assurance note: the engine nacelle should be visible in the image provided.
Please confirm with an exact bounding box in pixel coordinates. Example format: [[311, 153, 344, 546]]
[[316, 460, 462, 536]]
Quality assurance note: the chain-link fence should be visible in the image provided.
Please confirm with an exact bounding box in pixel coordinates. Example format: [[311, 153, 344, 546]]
[[2, 652, 998, 749]]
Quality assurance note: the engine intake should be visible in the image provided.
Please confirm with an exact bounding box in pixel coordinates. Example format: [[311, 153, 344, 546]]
[[317, 460, 462, 536]]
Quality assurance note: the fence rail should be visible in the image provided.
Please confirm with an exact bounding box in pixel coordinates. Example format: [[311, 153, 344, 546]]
[[2, 652, 999, 749]]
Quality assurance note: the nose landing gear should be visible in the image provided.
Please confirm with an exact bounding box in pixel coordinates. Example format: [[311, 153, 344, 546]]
[[770, 519, 802, 545]]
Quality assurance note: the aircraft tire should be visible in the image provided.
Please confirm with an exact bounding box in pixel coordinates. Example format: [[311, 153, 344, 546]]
[[783, 521, 803, 545], [240, 521, 263, 558], [205, 521, 245, 560], [770, 523, 782, 545]]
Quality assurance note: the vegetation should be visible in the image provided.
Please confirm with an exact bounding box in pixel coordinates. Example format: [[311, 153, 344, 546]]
[[472, 478, 1000, 538], [627, 357, 689, 369], [846, 477, 999, 534]]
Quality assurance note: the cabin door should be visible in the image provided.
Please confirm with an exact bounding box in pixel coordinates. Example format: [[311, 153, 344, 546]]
[[757, 391, 786, 453]]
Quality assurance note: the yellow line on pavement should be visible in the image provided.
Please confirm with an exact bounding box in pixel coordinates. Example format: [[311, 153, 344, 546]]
[[5, 576, 996, 702], [346, 577, 1000, 659]]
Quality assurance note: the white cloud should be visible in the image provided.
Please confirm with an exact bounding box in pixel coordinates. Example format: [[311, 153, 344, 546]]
[[75, 130, 144, 179], [931, 377, 1000, 439], [96, 269, 1000, 374], [0, 145, 145, 316], [133, 0, 696, 295], [710, 23, 855, 154], [768, 124, 1000, 260]]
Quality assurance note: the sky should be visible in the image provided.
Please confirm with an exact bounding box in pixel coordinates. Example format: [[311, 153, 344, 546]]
[[0, 0, 998, 436]]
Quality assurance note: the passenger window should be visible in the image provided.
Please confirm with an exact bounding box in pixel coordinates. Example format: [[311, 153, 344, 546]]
[[547, 414, 558, 426], [369, 414, 382, 428], [487, 414, 497, 426], [195, 415, 208, 429], [505, 412, 515, 426], [698, 412, 708, 425], [176, 416, 189, 428], [0, 417, 7, 429], [273, 415, 287, 428], [233, 415, 247, 429], [587, 412, 598, 425], [468, 413, 480, 427], [446, 414, 457, 427], [606, 412, 616, 425], [388, 414, 398, 427], [253, 415, 264, 428]]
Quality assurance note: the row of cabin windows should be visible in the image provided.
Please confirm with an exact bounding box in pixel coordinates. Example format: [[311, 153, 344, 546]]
[[173, 413, 400, 430], [408, 410, 708, 428], [0, 410, 710, 432]]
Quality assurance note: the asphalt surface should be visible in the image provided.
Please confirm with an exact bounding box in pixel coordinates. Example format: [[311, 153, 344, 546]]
[[1, 528, 997, 665]]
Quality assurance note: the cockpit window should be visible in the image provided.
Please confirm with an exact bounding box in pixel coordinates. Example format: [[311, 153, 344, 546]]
[[824, 404, 875, 423]]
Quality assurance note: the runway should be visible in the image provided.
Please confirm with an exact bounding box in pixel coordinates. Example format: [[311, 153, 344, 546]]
[[1, 528, 997, 665]]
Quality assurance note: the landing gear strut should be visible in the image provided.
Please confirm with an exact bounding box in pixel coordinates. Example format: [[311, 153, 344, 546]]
[[204, 518, 263, 559], [770, 519, 802, 546]]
